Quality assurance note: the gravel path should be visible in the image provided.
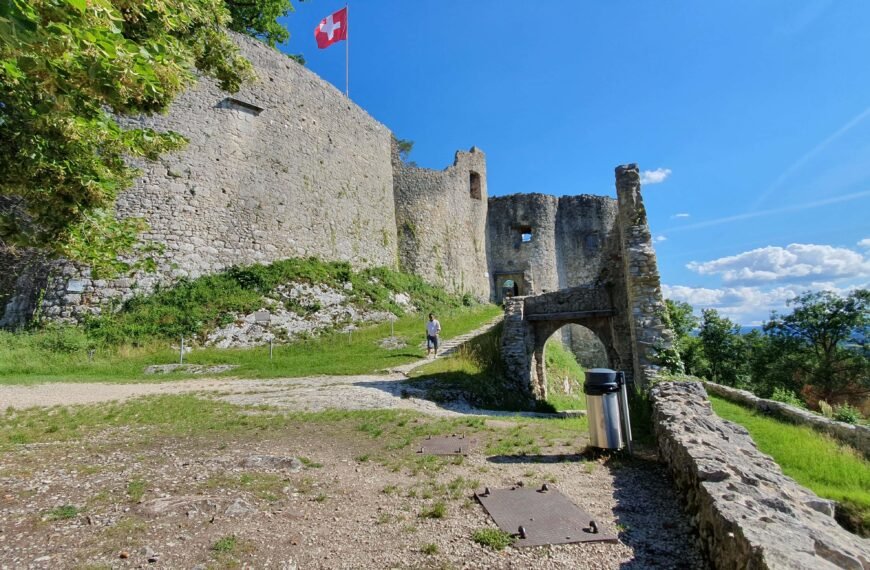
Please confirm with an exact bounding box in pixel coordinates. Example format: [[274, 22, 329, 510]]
[[0, 317, 504, 414]]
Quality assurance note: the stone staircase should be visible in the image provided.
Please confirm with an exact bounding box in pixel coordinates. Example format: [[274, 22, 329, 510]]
[[390, 314, 504, 376]]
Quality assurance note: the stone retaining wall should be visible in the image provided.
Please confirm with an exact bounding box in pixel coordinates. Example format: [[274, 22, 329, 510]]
[[651, 381, 869, 569], [703, 381, 870, 459]]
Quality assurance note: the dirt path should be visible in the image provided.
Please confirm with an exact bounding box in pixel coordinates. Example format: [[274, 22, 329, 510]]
[[0, 317, 504, 415]]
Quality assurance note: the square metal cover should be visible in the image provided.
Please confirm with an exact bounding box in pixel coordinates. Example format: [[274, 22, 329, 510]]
[[416, 434, 476, 456], [254, 311, 271, 324], [475, 486, 618, 547]]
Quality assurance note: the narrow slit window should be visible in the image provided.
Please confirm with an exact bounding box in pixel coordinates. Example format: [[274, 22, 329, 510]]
[[520, 226, 533, 243], [469, 171, 482, 200]]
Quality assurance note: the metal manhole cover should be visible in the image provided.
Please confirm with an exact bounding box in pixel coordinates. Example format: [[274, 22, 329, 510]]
[[416, 434, 476, 456], [475, 485, 618, 547]]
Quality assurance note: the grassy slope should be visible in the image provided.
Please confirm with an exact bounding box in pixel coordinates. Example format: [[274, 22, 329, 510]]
[[0, 257, 502, 384], [0, 304, 502, 384], [542, 339, 586, 411], [710, 395, 870, 534], [408, 329, 588, 413]]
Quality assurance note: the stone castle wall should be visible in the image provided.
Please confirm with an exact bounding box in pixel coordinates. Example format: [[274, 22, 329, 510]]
[[651, 381, 869, 569], [1, 34, 398, 325], [392, 144, 490, 298], [487, 193, 626, 371]]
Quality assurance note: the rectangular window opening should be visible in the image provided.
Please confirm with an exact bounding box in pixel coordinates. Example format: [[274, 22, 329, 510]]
[[520, 226, 533, 243], [469, 171, 482, 200]]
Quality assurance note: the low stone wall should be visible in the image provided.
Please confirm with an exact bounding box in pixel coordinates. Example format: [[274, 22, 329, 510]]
[[704, 381, 870, 459], [650, 381, 869, 570]]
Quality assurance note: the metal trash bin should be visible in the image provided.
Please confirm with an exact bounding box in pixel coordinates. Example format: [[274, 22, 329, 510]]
[[584, 368, 632, 451]]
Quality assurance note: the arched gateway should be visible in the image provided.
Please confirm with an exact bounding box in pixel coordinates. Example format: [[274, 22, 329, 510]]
[[501, 285, 634, 400]]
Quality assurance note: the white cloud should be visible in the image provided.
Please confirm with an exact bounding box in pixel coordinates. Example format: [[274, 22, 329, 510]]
[[662, 284, 801, 324], [671, 213, 690, 219], [686, 243, 870, 284], [662, 282, 866, 324], [859, 238, 870, 249], [653, 235, 667, 243], [640, 168, 672, 185]]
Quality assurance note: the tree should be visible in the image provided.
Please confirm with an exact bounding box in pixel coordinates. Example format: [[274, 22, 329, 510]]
[[225, 0, 296, 47], [396, 138, 415, 162], [699, 309, 747, 386], [0, 0, 292, 276], [764, 290, 868, 402], [664, 299, 706, 376]]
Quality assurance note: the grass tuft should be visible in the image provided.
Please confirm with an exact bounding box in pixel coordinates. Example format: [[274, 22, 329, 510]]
[[419, 501, 447, 519], [47, 505, 79, 520], [472, 528, 515, 550]]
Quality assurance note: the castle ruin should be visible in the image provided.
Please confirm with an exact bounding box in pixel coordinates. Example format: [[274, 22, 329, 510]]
[[0, 33, 672, 388]]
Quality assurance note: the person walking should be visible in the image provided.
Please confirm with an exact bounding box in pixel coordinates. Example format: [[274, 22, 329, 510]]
[[426, 313, 442, 357]]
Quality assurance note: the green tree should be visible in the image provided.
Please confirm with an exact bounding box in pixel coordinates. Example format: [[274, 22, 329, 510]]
[[225, 0, 296, 47], [664, 299, 707, 376], [1, 0, 294, 276], [764, 290, 869, 402], [699, 309, 746, 386]]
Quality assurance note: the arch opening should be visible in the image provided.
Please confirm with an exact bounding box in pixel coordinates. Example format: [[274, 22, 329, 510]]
[[537, 324, 608, 410]]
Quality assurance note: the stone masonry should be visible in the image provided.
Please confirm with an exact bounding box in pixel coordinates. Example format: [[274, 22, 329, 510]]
[[651, 381, 869, 570]]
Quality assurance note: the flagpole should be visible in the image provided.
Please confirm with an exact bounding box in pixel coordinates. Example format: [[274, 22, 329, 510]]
[[345, 2, 349, 97]]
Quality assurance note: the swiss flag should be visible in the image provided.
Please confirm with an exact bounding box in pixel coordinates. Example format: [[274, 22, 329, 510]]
[[314, 8, 348, 49]]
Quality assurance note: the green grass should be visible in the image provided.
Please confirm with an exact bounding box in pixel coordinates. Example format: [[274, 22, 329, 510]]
[[46, 505, 79, 520], [543, 338, 586, 411], [472, 528, 515, 550], [419, 500, 447, 519], [0, 304, 501, 384], [710, 395, 870, 535], [212, 535, 238, 553], [408, 322, 552, 412], [0, 256, 501, 384]]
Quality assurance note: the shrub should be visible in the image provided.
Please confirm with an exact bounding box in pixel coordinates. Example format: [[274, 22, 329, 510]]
[[769, 387, 806, 409], [818, 400, 834, 418], [37, 326, 91, 354], [833, 404, 863, 424]]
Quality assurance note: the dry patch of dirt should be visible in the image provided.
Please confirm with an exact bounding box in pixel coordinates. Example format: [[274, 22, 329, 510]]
[[0, 406, 706, 569]]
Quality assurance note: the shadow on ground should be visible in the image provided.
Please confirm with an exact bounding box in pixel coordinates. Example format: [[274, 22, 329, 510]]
[[606, 451, 708, 569]]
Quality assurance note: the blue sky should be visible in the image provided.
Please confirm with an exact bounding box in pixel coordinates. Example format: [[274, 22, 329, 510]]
[[278, 1, 870, 324]]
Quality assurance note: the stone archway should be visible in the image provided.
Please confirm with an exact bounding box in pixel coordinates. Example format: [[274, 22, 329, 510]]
[[500, 285, 633, 400]]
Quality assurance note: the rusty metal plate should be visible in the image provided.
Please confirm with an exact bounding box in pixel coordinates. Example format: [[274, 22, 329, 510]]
[[475, 486, 618, 547], [416, 434, 476, 456]]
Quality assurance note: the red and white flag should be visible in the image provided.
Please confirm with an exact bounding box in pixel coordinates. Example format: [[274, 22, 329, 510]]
[[314, 8, 348, 49]]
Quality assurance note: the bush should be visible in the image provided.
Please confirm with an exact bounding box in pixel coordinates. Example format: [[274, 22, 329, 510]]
[[37, 326, 91, 354], [818, 400, 834, 418], [833, 403, 863, 424], [769, 387, 806, 409]]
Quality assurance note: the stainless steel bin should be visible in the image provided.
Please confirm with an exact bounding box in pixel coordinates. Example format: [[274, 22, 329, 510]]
[[584, 368, 626, 449]]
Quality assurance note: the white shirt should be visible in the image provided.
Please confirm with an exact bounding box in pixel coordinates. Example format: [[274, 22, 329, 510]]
[[427, 319, 441, 336]]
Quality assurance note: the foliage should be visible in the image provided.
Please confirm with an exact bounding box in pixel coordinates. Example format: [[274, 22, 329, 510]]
[[396, 138, 414, 162], [0, 0, 290, 275], [764, 290, 868, 402], [819, 400, 834, 418], [833, 403, 863, 425], [699, 309, 747, 386], [83, 257, 465, 345], [225, 0, 295, 47], [710, 395, 870, 536], [769, 387, 806, 409], [665, 299, 705, 375]]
